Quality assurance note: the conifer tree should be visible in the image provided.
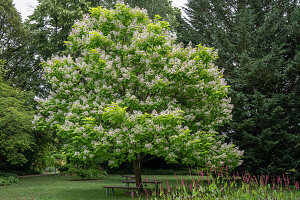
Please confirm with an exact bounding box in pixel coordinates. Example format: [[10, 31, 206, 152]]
[[182, 0, 300, 176]]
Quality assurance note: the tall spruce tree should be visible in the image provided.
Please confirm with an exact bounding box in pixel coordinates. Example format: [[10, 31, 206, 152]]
[[182, 0, 300, 177]]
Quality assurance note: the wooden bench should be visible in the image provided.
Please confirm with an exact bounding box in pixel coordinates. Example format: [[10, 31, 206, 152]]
[[121, 174, 135, 181], [122, 180, 162, 195], [103, 186, 140, 197]]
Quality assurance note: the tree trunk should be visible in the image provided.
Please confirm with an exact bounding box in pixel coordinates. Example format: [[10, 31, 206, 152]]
[[133, 154, 143, 193]]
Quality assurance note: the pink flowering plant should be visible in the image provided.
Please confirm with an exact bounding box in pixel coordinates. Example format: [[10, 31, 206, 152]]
[[33, 2, 243, 188]]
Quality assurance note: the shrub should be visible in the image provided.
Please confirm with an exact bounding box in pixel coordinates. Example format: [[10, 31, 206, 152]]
[[0, 172, 19, 186], [142, 169, 199, 175], [44, 166, 56, 172], [67, 167, 106, 179], [58, 163, 72, 175]]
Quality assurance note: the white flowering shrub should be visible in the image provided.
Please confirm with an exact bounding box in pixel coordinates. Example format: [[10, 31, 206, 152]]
[[34, 2, 243, 179]]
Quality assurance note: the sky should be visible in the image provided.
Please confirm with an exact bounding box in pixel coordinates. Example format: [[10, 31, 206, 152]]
[[13, 0, 39, 21], [13, 0, 188, 21]]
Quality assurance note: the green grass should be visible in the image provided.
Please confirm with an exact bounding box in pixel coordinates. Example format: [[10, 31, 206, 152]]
[[0, 174, 195, 200], [1, 174, 299, 199]]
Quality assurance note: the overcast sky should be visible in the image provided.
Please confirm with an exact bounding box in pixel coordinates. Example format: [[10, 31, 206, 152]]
[[13, 0, 187, 21]]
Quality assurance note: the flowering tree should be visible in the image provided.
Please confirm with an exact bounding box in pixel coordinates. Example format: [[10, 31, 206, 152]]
[[34, 2, 243, 189]]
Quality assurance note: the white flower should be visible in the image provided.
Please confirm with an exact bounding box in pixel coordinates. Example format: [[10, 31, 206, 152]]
[[108, 160, 114, 165], [168, 152, 175, 158], [145, 143, 152, 149], [92, 141, 100, 146], [108, 129, 115, 136], [238, 160, 243, 166], [116, 140, 122, 145], [83, 133, 88, 138], [94, 125, 104, 132]]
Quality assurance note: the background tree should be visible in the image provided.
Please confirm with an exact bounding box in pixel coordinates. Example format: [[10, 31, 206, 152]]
[[34, 3, 243, 189], [124, 0, 180, 29], [0, 60, 52, 172], [182, 0, 300, 177], [26, 0, 100, 61], [0, 0, 24, 75], [0, 0, 42, 94]]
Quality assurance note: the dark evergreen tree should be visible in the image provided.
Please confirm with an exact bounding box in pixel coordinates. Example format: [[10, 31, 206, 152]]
[[182, 0, 300, 177], [0, 0, 43, 94]]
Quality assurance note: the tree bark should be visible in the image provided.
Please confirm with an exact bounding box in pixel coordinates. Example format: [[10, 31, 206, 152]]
[[133, 154, 143, 193]]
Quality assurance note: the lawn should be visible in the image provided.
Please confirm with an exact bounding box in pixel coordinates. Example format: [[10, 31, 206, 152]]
[[1, 174, 299, 200], [0, 174, 193, 200]]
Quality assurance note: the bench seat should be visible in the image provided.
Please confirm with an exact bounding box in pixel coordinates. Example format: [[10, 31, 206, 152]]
[[103, 186, 140, 197]]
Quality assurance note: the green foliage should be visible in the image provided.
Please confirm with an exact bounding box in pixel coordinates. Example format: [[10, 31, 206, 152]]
[[67, 166, 106, 180], [0, 0, 43, 94], [151, 172, 300, 200], [0, 0, 24, 64], [0, 81, 35, 167], [44, 166, 56, 172], [0, 70, 52, 172], [26, 0, 98, 61], [182, 0, 300, 177], [22, 0, 102, 96], [57, 163, 72, 174], [0, 172, 19, 186], [0, 59, 6, 79], [123, 0, 181, 30]]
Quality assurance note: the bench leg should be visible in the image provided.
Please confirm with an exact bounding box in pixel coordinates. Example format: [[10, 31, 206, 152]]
[[112, 188, 114, 196], [106, 188, 108, 196]]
